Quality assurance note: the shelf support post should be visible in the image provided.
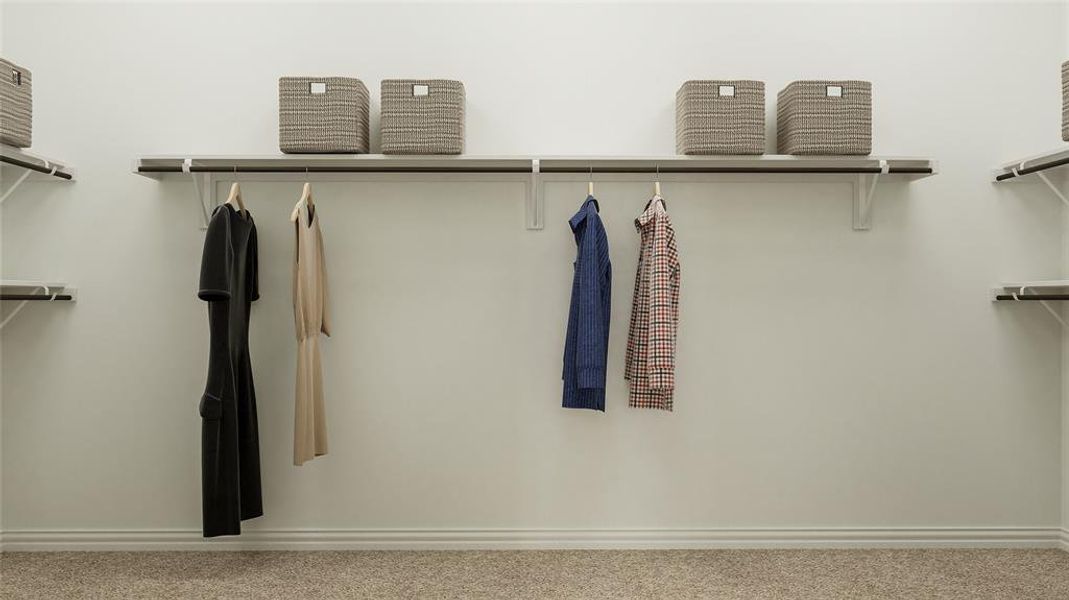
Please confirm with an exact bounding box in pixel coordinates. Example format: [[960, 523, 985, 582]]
[[525, 158, 543, 230], [853, 159, 888, 230]]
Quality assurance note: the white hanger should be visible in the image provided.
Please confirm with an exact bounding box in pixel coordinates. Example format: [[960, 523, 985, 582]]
[[588, 166, 595, 197], [653, 164, 662, 197]]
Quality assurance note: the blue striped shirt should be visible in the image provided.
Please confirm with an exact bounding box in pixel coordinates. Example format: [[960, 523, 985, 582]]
[[562, 197, 612, 411]]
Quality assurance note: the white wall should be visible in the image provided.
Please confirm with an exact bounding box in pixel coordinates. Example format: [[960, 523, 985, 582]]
[[2, 1, 1067, 546]]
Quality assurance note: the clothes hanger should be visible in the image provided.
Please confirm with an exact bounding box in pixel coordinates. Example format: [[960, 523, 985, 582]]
[[290, 168, 314, 223], [588, 166, 599, 212], [645, 165, 666, 211], [225, 166, 247, 216]]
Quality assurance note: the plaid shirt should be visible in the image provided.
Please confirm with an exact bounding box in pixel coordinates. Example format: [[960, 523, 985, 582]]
[[625, 197, 680, 410]]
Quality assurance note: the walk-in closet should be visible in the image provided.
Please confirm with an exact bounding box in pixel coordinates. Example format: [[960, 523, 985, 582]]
[[1, 1, 1068, 598]]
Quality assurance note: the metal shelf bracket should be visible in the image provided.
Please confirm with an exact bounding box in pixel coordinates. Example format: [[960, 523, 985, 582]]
[[525, 159, 544, 230], [184, 159, 215, 229], [1018, 160, 1069, 209], [853, 159, 888, 230], [0, 160, 57, 205]]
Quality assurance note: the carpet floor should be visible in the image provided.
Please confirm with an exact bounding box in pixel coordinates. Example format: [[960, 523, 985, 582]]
[[1, 549, 1068, 599]]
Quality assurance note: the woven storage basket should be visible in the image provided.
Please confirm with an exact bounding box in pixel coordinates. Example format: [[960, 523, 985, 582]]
[[0, 58, 32, 148], [279, 77, 369, 154], [777, 80, 871, 155], [381, 79, 464, 155], [1062, 61, 1068, 142], [676, 80, 765, 155]]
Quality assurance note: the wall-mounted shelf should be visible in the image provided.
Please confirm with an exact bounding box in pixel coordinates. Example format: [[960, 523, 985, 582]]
[[134, 154, 937, 230], [1, 144, 75, 204], [993, 148, 1069, 208], [992, 280, 1069, 301], [0, 280, 76, 330], [993, 148, 1069, 182], [992, 281, 1069, 329]]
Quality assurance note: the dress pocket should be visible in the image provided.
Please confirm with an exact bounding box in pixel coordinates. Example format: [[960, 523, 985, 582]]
[[199, 393, 223, 420]]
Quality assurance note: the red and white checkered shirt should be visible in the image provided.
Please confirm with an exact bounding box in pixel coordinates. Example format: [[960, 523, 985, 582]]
[[625, 197, 680, 411]]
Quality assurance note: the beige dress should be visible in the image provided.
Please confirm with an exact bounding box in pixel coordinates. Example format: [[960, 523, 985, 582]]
[[293, 199, 331, 465]]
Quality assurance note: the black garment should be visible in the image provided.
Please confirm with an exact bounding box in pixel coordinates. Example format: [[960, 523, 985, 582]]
[[198, 204, 262, 537]]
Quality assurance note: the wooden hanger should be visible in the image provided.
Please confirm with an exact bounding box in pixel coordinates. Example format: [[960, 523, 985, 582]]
[[225, 167, 247, 216], [290, 179, 313, 223], [225, 181, 247, 216]]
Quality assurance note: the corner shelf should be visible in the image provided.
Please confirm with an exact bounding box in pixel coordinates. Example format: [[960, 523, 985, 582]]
[[0, 280, 76, 330], [134, 154, 937, 231], [0, 144, 75, 204]]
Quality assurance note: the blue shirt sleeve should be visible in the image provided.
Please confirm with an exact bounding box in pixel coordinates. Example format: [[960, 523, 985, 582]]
[[575, 219, 607, 389]]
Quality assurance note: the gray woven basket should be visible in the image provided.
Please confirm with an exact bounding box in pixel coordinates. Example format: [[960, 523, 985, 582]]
[[279, 77, 369, 154], [381, 79, 464, 155], [676, 80, 765, 155], [777, 80, 871, 155], [0, 58, 32, 148], [1062, 61, 1068, 142]]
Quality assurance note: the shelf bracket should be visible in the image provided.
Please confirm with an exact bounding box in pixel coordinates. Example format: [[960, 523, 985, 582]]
[[183, 159, 214, 229], [0, 160, 56, 205], [1030, 168, 1069, 209], [853, 159, 888, 230], [525, 158, 544, 230]]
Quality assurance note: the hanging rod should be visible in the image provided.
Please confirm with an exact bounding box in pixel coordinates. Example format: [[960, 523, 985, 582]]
[[0, 154, 74, 180], [0, 294, 75, 301], [136, 164, 934, 175], [994, 294, 1069, 301]]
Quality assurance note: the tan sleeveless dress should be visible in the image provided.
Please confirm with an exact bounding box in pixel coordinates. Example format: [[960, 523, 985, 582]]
[[293, 199, 331, 465]]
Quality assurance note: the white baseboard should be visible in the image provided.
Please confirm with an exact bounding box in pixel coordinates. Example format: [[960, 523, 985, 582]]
[[0, 527, 1063, 552]]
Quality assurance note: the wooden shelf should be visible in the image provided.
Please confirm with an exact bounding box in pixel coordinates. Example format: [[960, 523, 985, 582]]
[[136, 154, 936, 231], [134, 154, 937, 178]]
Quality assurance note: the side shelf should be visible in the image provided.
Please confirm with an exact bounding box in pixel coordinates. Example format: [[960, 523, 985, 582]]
[[0, 144, 75, 204], [992, 281, 1069, 329], [0, 281, 77, 330]]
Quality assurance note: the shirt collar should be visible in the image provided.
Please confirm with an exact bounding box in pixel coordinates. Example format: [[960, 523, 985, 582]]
[[636, 195, 664, 227], [569, 196, 599, 231]]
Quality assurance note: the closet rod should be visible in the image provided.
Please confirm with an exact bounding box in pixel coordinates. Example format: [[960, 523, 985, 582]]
[[137, 165, 934, 175], [0, 155, 74, 180], [994, 156, 1069, 181], [0, 294, 74, 301], [994, 294, 1069, 301]]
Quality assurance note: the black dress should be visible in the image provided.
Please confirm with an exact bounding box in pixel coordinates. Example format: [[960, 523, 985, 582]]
[[198, 204, 263, 537]]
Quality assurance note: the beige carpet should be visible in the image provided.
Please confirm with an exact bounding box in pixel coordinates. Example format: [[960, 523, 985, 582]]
[[2, 549, 1068, 599]]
